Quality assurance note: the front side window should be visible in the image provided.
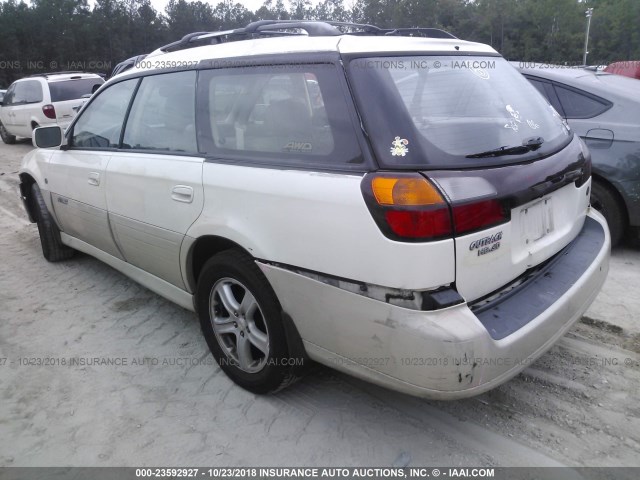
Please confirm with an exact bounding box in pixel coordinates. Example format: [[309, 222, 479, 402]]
[[197, 64, 362, 167], [348, 56, 572, 168], [71, 79, 138, 149], [2, 84, 16, 105], [122, 71, 197, 153]]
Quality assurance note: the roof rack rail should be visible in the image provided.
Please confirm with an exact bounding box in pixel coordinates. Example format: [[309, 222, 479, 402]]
[[28, 71, 85, 78], [156, 20, 457, 54], [381, 28, 457, 39]]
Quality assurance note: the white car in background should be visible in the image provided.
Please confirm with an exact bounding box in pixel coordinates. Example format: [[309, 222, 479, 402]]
[[18, 20, 610, 399], [0, 72, 103, 144]]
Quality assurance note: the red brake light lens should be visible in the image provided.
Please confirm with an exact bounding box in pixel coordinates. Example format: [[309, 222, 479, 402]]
[[385, 209, 452, 239], [452, 199, 507, 235], [363, 173, 510, 241], [42, 104, 56, 119]]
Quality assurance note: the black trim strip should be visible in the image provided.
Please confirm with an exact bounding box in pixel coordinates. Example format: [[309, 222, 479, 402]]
[[473, 216, 605, 340], [259, 259, 463, 311]]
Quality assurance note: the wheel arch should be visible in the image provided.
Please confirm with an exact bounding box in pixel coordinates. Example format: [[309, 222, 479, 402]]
[[591, 173, 630, 224], [185, 235, 254, 294], [190, 241, 309, 375], [18, 172, 37, 223]]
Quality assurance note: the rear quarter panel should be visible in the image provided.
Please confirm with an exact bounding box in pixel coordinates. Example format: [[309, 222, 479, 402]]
[[187, 162, 456, 290]]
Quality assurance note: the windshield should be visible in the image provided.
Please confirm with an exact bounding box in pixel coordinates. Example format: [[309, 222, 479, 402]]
[[347, 56, 572, 168]]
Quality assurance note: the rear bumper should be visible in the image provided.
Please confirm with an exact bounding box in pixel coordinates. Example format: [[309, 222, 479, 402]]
[[259, 210, 610, 400]]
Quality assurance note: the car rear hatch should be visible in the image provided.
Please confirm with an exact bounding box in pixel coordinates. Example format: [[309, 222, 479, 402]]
[[48, 76, 104, 122], [425, 140, 590, 301], [348, 54, 592, 302]]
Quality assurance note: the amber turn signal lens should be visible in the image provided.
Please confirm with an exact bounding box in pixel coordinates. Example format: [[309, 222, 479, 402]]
[[371, 177, 445, 206]]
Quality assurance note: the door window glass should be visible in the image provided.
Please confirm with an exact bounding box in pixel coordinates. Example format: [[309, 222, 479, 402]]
[[122, 71, 197, 153], [13, 81, 43, 104], [72, 79, 138, 149]]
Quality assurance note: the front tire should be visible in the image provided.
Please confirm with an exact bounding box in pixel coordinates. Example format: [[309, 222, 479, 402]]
[[196, 250, 300, 394], [591, 180, 625, 247], [0, 120, 16, 144], [31, 183, 75, 262]]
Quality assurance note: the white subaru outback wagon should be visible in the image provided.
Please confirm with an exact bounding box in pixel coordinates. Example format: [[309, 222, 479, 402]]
[[19, 21, 610, 399]]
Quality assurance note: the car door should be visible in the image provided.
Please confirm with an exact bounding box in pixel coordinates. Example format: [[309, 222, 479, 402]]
[[10, 80, 44, 136], [48, 78, 139, 260], [105, 70, 204, 290], [0, 84, 17, 130]]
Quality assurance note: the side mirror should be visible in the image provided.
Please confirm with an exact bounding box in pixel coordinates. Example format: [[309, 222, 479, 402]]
[[33, 125, 65, 149]]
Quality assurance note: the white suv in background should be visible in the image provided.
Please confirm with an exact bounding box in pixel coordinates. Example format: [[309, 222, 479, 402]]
[[0, 72, 104, 144], [19, 21, 610, 399]]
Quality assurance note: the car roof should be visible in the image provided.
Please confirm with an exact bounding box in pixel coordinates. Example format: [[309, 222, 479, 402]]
[[16, 72, 103, 83], [121, 34, 496, 78], [513, 62, 640, 101]]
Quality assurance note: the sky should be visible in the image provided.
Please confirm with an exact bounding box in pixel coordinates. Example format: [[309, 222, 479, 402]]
[[148, 0, 321, 15]]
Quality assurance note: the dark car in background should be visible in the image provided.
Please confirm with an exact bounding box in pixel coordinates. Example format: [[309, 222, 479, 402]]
[[0, 89, 6, 103], [515, 63, 640, 245]]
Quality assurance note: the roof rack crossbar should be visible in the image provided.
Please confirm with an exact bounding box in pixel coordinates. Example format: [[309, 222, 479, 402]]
[[156, 20, 458, 54], [244, 20, 342, 36], [382, 28, 458, 39]]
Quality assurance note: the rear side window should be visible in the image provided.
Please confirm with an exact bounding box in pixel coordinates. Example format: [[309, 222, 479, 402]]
[[122, 71, 198, 153], [197, 64, 362, 167], [49, 78, 105, 102], [12, 80, 43, 104], [71, 79, 138, 149], [553, 85, 611, 118]]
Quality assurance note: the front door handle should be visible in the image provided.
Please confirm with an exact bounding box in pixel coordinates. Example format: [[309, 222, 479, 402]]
[[88, 172, 100, 186], [171, 185, 193, 203]]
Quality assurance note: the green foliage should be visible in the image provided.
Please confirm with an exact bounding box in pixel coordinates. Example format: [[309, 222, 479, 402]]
[[1, 0, 638, 88]]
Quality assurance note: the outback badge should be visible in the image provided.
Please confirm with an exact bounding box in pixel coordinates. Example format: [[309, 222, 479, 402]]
[[469, 231, 502, 256]]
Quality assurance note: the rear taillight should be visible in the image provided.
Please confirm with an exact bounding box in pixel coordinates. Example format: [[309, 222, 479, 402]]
[[42, 104, 56, 119], [363, 173, 510, 242], [452, 199, 507, 235], [362, 173, 452, 241]]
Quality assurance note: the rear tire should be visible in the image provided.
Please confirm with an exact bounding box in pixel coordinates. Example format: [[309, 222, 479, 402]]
[[31, 183, 75, 262], [591, 180, 625, 247], [196, 250, 301, 394], [0, 120, 16, 144]]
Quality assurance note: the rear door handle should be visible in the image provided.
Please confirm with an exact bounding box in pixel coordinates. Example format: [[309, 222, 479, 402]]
[[171, 185, 193, 203], [88, 172, 100, 186]]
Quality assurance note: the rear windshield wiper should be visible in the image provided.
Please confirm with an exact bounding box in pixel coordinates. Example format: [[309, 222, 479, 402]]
[[466, 136, 545, 158]]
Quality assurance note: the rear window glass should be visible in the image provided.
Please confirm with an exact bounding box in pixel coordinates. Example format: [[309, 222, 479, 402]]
[[347, 56, 572, 168], [49, 78, 104, 102]]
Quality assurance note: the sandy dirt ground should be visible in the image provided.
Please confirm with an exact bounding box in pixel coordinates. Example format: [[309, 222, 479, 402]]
[[0, 140, 639, 467]]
